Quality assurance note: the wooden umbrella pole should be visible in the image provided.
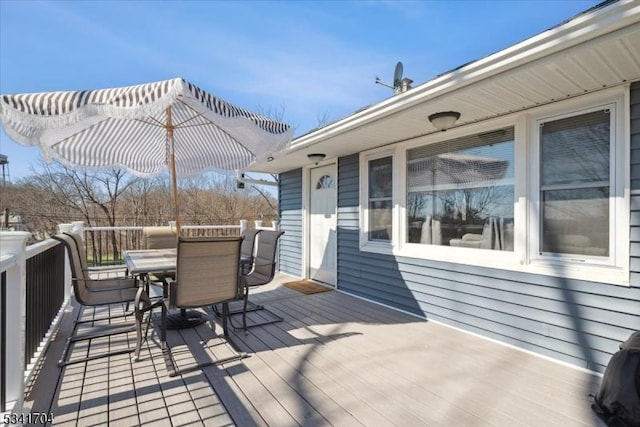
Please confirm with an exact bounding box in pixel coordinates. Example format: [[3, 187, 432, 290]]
[[167, 106, 181, 235]]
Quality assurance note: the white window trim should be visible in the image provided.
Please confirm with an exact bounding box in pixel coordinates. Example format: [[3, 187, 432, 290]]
[[359, 149, 396, 254], [397, 116, 522, 268], [358, 86, 630, 286], [526, 91, 629, 284]]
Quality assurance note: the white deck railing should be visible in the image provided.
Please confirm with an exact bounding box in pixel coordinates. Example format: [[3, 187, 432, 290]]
[[0, 219, 276, 419]]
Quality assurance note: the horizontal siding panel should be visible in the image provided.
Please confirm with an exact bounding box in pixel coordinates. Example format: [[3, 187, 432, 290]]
[[337, 250, 640, 303], [279, 247, 302, 259], [413, 299, 615, 370], [400, 264, 640, 312], [279, 229, 301, 237], [279, 168, 303, 279], [338, 174, 359, 188]]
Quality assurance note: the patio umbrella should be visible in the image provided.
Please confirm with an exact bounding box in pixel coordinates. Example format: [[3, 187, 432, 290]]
[[0, 78, 293, 233]]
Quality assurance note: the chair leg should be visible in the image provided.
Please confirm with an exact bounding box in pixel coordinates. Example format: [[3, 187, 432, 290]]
[[242, 292, 249, 331], [160, 301, 167, 350], [222, 302, 229, 337], [58, 321, 137, 367], [134, 287, 161, 362], [226, 287, 284, 334], [162, 303, 248, 377]]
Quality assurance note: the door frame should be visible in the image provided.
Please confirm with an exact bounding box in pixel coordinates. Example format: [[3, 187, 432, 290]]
[[302, 159, 338, 287]]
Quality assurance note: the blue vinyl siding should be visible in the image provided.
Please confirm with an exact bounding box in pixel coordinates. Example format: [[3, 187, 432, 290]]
[[336, 102, 640, 371], [278, 168, 303, 277], [278, 83, 640, 372]]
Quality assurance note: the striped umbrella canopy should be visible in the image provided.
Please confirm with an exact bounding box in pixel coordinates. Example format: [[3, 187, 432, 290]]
[[0, 78, 293, 233]]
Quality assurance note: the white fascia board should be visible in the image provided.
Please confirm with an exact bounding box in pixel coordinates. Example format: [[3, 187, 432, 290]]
[[289, 0, 639, 152]]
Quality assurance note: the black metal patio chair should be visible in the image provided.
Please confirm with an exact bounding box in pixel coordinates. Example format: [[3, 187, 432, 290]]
[[136, 236, 248, 376], [53, 234, 154, 367], [230, 229, 285, 333], [63, 231, 135, 290]]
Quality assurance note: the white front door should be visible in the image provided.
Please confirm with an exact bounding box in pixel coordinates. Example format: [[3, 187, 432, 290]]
[[308, 163, 337, 286]]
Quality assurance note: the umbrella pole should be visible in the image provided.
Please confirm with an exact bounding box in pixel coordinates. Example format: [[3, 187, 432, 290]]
[[167, 107, 180, 235]]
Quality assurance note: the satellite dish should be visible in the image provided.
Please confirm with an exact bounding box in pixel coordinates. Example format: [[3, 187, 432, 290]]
[[375, 61, 407, 94], [393, 61, 404, 92]]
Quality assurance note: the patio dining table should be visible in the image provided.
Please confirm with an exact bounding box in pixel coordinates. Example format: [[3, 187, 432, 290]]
[[124, 248, 177, 276], [123, 248, 251, 329]]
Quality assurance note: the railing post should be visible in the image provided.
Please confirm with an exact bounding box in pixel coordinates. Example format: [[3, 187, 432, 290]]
[[255, 220, 263, 230], [239, 220, 247, 234], [0, 231, 30, 416], [71, 221, 84, 236], [273, 220, 280, 231], [57, 223, 73, 233]]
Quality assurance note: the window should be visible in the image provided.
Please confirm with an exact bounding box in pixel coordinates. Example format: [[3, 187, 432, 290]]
[[368, 156, 393, 242], [316, 174, 334, 189], [538, 109, 611, 258], [359, 89, 628, 284], [406, 128, 515, 251]]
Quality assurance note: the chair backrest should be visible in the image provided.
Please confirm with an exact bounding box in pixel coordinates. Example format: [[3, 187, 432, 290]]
[[52, 233, 91, 304], [171, 236, 244, 308], [143, 226, 177, 249], [240, 229, 262, 260], [247, 230, 284, 286], [64, 232, 90, 273]]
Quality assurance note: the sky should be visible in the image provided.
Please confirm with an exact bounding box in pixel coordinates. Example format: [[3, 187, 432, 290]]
[[0, 0, 602, 181]]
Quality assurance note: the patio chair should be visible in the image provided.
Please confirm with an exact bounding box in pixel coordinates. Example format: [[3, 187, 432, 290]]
[[53, 234, 154, 367], [232, 230, 285, 333], [137, 236, 247, 376], [240, 228, 262, 275], [142, 226, 177, 284], [214, 228, 262, 318], [62, 232, 136, 290], [143, 226, 177, 250]]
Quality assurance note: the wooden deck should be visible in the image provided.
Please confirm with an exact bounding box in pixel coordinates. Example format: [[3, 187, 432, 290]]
[[22, 273, 605, 426]]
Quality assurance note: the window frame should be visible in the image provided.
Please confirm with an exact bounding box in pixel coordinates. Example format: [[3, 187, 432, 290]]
[[358, 87, 629, 285], [360, 149, 396, 254], [529, 97, 626, 272], [404, 126, 517, 252]]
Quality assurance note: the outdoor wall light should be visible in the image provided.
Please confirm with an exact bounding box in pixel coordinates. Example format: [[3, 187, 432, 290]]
[[428, 111, 461, 131], [307, 153, 326, 163]]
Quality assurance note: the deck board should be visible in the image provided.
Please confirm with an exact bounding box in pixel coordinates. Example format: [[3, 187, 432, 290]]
[[22, 273, 606, 426]]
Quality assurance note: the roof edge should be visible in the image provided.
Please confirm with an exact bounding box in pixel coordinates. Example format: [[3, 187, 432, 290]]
[[287, 0, 639, 153]]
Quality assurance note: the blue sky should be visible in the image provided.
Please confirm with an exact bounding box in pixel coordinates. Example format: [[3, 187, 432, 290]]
[[0, 0, 601, 181]]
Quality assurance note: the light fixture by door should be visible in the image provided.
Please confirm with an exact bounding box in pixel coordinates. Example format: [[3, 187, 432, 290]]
[[428, 111, 461, 131], [307, 153, 326, 163]]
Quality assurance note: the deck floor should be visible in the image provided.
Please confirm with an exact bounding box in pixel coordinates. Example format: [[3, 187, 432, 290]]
[[22, 273, 605, 426]]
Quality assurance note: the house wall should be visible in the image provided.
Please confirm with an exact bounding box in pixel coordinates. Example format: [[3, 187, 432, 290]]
[[278, 83, 640, 373], [278, 168, 303, 277], [631, 82, 640, 282]]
